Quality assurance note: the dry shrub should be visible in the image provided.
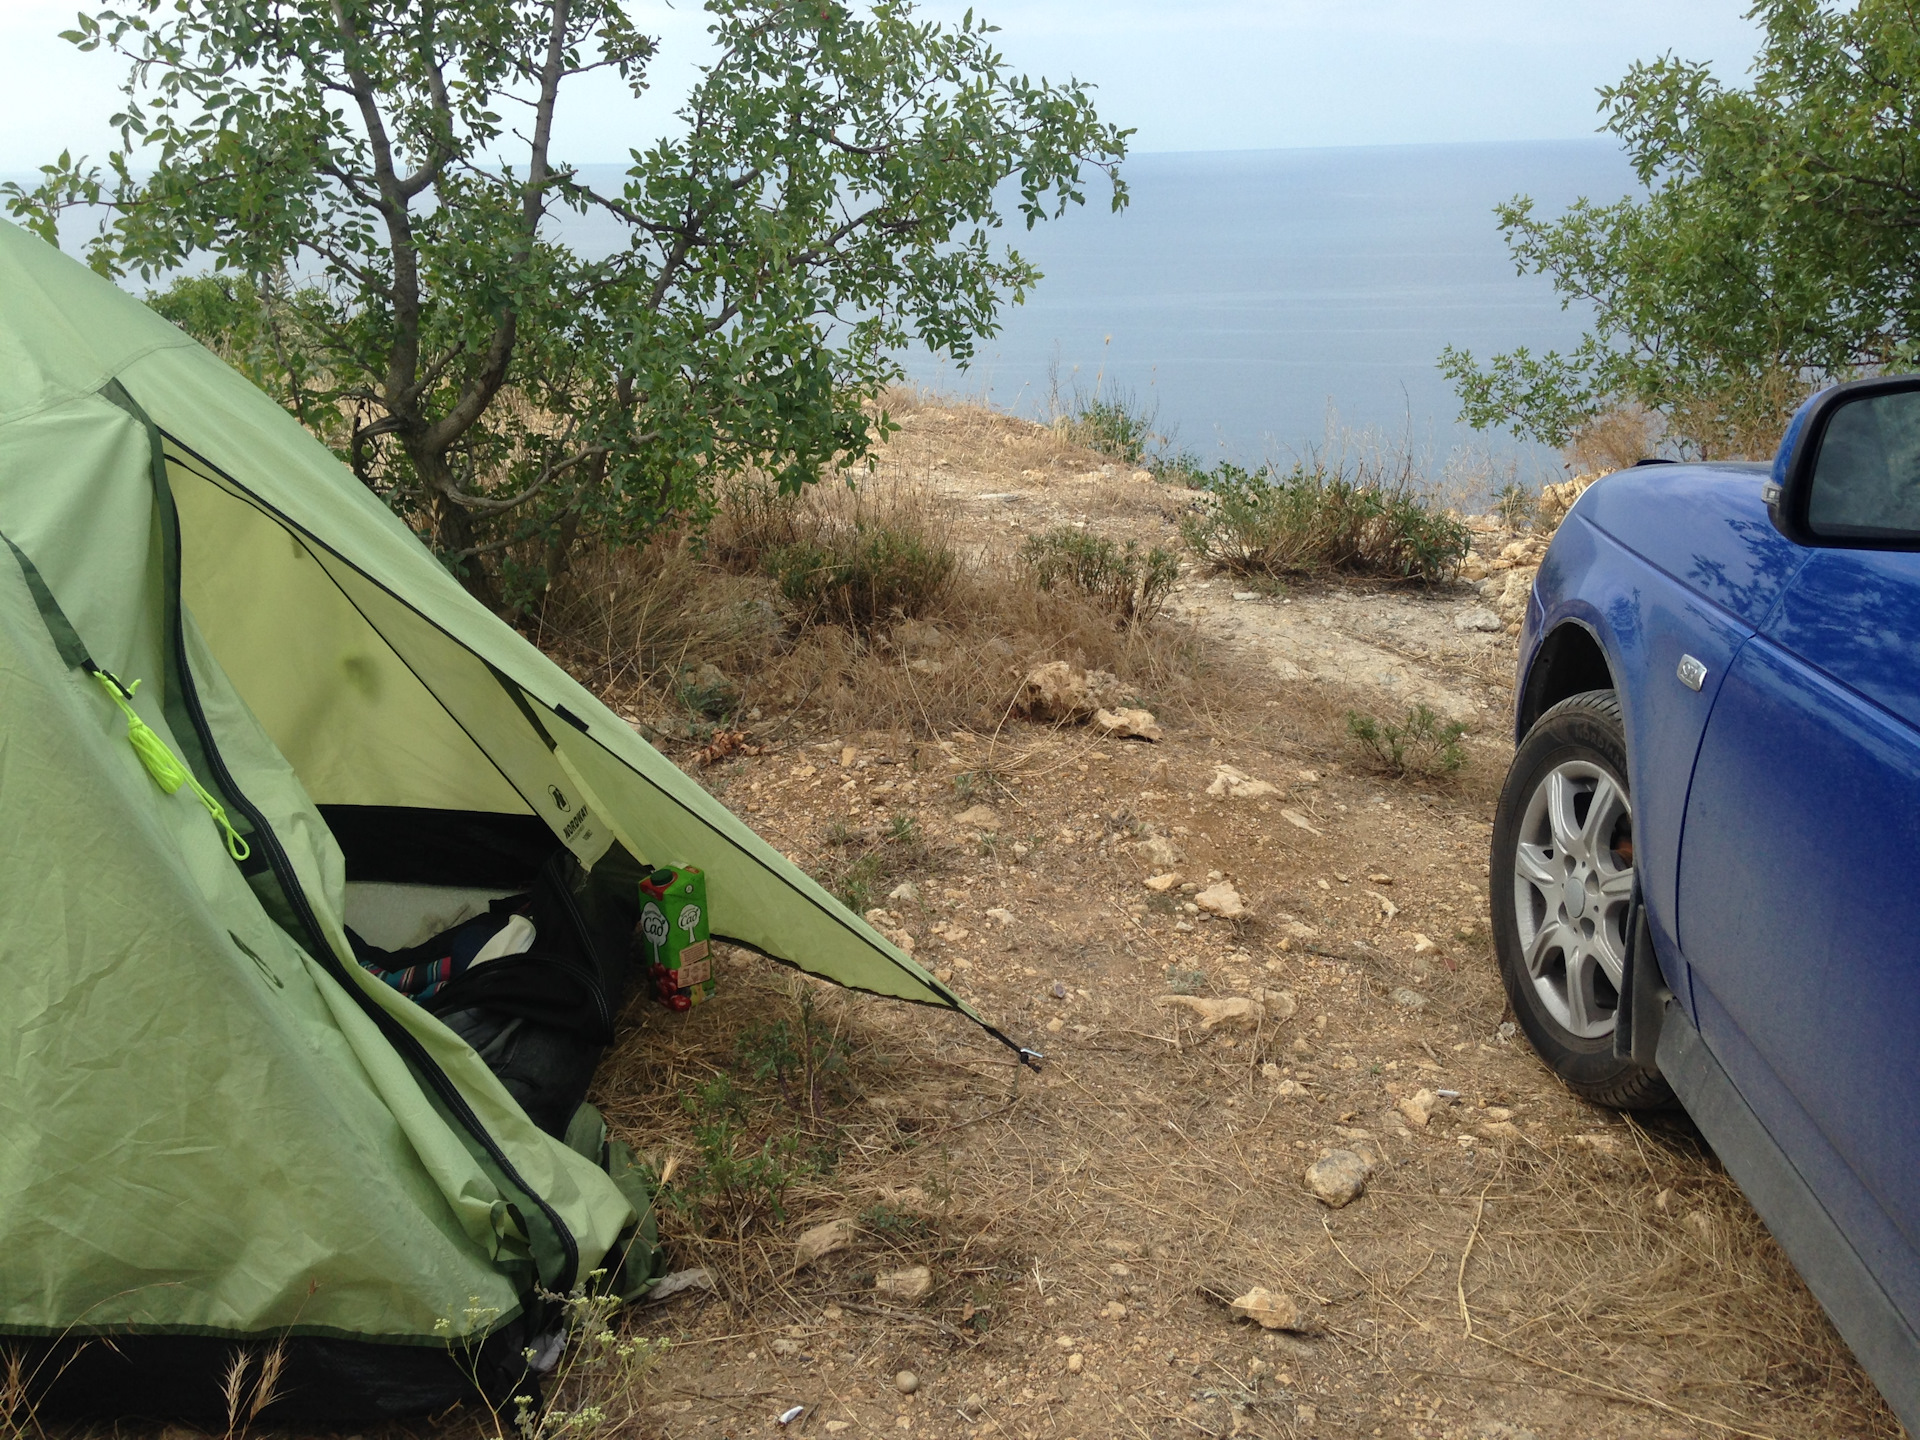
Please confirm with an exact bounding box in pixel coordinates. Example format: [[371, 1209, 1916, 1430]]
[[531, 534, 784, 699], [538, 469, 1220, 739], [1565, 404, 1662, 474]]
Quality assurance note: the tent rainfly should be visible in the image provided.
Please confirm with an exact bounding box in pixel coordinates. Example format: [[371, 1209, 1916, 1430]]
[[0, 218, 1026, 1423]]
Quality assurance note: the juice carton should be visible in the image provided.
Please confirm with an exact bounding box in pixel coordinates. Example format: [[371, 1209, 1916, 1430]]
[[639, 865, 715, 1011]]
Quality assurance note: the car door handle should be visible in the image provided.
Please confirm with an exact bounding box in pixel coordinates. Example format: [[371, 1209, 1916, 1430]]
[[1677, 654, 1707, 691]]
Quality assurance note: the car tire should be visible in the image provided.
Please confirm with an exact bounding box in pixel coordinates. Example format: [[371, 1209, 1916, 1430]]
[[1491, 688, 1674, 1110]]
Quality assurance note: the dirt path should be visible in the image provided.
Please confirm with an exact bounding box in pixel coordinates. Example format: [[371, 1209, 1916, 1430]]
[[599, 398, 1902, 1440]]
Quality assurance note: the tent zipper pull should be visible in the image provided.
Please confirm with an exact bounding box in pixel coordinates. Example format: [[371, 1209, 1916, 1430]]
[[87, 665, 251, 862]]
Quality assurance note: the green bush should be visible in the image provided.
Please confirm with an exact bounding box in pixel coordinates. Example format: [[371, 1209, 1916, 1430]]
[[767, 522, 956, 632], [1059, 391, 1158, 465], [1019, 526, 1179, 622], [1347, 704, 1469, 779], [1181, 459, 1470, 584]]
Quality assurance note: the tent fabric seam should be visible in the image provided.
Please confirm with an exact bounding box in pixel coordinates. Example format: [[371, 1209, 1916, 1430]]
[[161, 442, 540, 819], [0, 333, 196, 431]]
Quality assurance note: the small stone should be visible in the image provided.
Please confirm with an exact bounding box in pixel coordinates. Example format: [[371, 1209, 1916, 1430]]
[[1396, 1089, 1438, 1129], [1456, 606, 1505, 633], [895, 1371, 919, 1395], [1304, 1150, 1371, 1208], [1016, 660, 1125, 722], [1412, 933, 1436, 954], [771, 1338, 802, 1356], [889, 881, 921, 904], [1107, 1262, 1133, 1277], [1092, 706, 1163, 742], [825, 1423, 852, 1435], [1011, 841, 1030, 857], [1139, 834, 1183, 869], [793, 1217, 856, 1269], [1054, 1333, 1078, 1349], [1230, 1286, 1309, 1332], [1275, 1079, 1309, 1096], [1390, 987, 1428, 1011], [1280, 808, 1323, 836], [1143, 871, 1181, 892], [1102, 1300, 1127, 1320], [1051, 980, 1068, 998], [821, 1303, 844, 1321], [1480, 1121, 1524, 1141], [875, 1265, 932, 1301], [1066, 1353, 1084, 1374], [954, 804, 1000, 830], [984, 907, 1015, 926], [1046, 1017, 1064, 1033], [1194, 881, 1248, 919], [840, 745, 859, 767], [1206, 764, 1279, 800]]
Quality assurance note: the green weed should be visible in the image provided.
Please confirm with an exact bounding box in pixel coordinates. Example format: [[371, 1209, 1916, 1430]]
[[736, 991, 853, 1121], [1019, 526, 1179, 623], [767, 523, 956, 633], [1347, 704, 1469, 779], [1181, 458, 1470, 585], [1494, 480, 1538, 531], [819, 814, 933, 916]]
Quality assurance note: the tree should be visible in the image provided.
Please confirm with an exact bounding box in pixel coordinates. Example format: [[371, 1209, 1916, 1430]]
[[6, 0, 1127, 603], [1440, 0, 1920, 460]]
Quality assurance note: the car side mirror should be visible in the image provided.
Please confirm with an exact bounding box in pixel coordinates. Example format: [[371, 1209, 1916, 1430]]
[[1769, 375, 1920, 548]]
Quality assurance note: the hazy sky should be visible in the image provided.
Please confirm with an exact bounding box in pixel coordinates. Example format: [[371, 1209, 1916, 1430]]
[[0, 0, 1765, 171]]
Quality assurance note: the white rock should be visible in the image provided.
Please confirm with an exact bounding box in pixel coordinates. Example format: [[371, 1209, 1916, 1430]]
[[1017, 660, 1124, 722], [1282, 919, 1319, 940], [1155, 989, 1292, 1030], [793, 1217, 856, 1269], [953, 804, 1001, 830], [1194, 881, 1248, 919], [1304, 1150, 1371, 1208], [1206, 764, 1280, 800], [1412, 932, 1436, 954], [984, 907, 1016, 926], [874, 1265, 933, 1301], [1280, 808, 1323, 836], [1390, 987, 1428, 1011], [894, 1371, 919, 1395], [1230, 1286, 1309, 1332], [1232, 590, 1261, 601], [889, 882, 921, 903], [1396, 1088, 1438, 1128], [1092, 706, 1164, 742], [1455, 606, 1505, 633], [1142, 872, 1182, 892]]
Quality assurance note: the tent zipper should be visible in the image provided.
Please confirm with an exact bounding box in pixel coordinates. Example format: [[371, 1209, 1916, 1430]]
[[164, 546, 582, 1292], [122, 388, 581, 1292]]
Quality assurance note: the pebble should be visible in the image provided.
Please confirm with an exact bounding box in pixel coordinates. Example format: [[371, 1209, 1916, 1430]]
[[894, 1371, 919, 1395], [1455, 606, 1505, 632], [889, 881, 920, 903], [1396, 1089, 1439, 1128], [1232, 590, 1260, 600], [1390, 987, 1428, 1011], [1304, 1149, 1371, 1208], [874, 1265, 932, 1301], [1230, 1286, 1309, 1332], [953, 803, 1000, 830], [1194, 881, 1248, 919], [984, 907, 1016, 926], [1066, 1352, 1085, 1374]]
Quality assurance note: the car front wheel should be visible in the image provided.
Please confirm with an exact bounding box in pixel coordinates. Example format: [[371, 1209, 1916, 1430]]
[[1491, 688, 1672, 1109]]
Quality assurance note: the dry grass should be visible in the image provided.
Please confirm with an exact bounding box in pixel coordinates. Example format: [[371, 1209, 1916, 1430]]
[[534, 465, 1225, 743]]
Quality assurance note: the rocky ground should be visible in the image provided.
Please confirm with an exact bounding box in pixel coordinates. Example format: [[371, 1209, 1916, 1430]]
[[578, 398, 1904, 1440]]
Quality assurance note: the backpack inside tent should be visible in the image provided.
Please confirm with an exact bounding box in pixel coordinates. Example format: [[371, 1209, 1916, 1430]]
[[0, 218, 1024, 1424]]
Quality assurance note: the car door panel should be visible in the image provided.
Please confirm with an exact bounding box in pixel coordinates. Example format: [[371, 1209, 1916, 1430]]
[[1679, 630, 1920, 1317]]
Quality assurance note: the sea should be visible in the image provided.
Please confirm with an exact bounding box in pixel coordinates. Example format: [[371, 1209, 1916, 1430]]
[[22, 137, 1638, 489], [891, 139, 1640, 487]]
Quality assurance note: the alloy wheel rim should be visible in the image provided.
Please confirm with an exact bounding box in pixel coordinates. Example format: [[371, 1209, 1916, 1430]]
[[1511, 759, 1634, 1040]]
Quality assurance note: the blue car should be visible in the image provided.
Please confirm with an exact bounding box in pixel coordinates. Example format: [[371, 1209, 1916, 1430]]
[[1496, 376, 1920, 1429]]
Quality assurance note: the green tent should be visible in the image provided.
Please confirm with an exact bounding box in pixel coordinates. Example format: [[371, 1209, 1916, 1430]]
[[0, 219, 1018, 1421]]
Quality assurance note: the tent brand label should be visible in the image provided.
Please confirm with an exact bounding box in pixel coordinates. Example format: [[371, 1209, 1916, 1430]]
[[640, 865, 715, 1011]]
